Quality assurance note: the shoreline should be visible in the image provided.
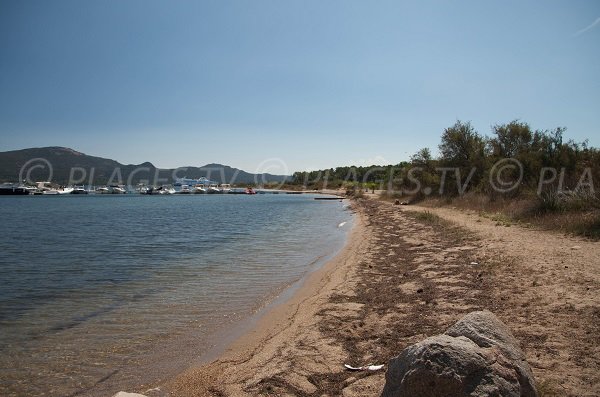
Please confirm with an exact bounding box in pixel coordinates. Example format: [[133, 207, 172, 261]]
[[163, 202, 367, 396], [88, 196, 358, 397], [125, 196, 598, 396], [176, 212, 356, 370]]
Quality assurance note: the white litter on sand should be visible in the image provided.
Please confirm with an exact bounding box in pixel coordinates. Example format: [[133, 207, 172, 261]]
[[113, 392, 148, 397], [344, 363, 385, 371]]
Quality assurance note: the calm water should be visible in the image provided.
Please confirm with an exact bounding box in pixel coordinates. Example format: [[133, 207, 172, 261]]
[[0, 194, 352, 396]]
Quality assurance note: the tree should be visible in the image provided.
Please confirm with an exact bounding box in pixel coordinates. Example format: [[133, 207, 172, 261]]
[[489, 120, 534, 158], [438, 121, 486, 193], [410, 148, 433, 168], [439, 121, 486, 169]]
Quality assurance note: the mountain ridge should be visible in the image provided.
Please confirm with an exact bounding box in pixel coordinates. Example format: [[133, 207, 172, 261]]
[[0, 147, 290, 185]]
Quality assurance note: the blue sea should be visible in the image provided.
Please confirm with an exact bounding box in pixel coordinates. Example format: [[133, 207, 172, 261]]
[[0, 194, 352, 396]]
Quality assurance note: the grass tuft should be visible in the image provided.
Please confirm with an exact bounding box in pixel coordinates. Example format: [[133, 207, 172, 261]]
[[413, 210, 442, 224]]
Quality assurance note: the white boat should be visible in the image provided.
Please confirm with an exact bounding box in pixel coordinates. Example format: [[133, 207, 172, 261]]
[[220, 184, 231, 194], [136, 184, 149, 194], [36, 181, 56, 194], [36, 181, 51, 189], [193, 184, 207, 194], [95, 186, 110, 194], [160, 187, 176, 195], [175, 177, 219, 192], [207, 184, 221, 194], [37, 181, 73, 195], [109, 185, 127, 194], [71, 186, 88, 194], [43, 188, 73, 195], [177, 184, 192, 194], [24, 186, 39, 195]]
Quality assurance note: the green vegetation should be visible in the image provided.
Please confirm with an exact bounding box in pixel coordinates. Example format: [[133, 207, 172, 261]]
[[290, 119, 599, 238], [291, 164, 404, 191], [290, 120, 599, 200], [411, 210, 444, 225]]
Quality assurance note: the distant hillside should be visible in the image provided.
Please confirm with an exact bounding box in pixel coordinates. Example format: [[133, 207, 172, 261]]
[[0, 147, 290, 185]]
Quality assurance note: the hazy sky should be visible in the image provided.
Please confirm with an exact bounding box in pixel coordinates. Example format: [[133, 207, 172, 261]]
[[1, 1, 599, 174]]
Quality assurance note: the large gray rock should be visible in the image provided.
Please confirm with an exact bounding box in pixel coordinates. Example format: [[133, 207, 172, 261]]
[[381, 310, 538, 397], [445, 311, 538, 397]]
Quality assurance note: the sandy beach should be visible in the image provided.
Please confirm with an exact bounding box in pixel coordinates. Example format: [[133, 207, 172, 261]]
[[3, 4, 599, 397], [152, 196, 600, 397]]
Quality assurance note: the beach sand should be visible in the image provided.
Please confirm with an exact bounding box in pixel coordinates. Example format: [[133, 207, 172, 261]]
[[155, 196, 599, 397]]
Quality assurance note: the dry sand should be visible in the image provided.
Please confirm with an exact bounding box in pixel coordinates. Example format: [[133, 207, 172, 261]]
[[147, 197, 598, 397]]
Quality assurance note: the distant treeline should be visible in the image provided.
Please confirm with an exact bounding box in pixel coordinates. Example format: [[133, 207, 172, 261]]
[[291, 120, 599, 197]]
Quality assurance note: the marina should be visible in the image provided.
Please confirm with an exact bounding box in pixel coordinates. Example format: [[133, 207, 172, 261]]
[[0, 180, 336, 197]]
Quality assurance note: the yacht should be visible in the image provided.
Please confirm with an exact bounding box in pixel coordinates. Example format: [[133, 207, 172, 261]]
[[36, 181, 55, 194], [71, 186, 89, 194], [43, 188, 73, 195], [175, 177, 219, 190], [32, 181, 74, 195], [136, 184, 149, 194], [138, 186, 149, 194], [160, 187, 176, 195], [220, 184, 231, 194], [207, 184, 221, 194], [177, 185, 192, 194], [95, 186, 110, 194], [25, 186, 40, 195], [109, 185, 127, 194], [193, 184, 207, 194]]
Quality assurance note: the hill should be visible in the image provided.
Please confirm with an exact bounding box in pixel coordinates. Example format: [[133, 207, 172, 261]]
[[0, 147, 290, 185]]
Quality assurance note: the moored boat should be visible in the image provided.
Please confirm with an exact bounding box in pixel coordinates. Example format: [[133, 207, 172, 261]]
[[36, 181, 58, 194], [95, 186, 110, 194], [177, 185, 192, 194], [109, 185, 127, 194], [71, 186, 89, 194], [160, 187, 176, 195], [42, 186, 74, 195], [193, 184, 207, 194], [207, 184, 221, 194], [136, 184, 149, 194], [175, 177, 217, 187]]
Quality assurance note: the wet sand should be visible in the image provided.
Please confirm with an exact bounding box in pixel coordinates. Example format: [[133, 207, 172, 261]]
[[142, 196, 598, 397]]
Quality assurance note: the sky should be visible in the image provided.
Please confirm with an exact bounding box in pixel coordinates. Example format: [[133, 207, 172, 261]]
[[1, 0, 599, 174]]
